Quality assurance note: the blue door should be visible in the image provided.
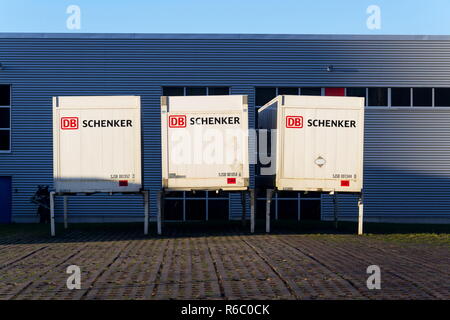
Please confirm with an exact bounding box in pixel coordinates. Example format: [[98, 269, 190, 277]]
[[0, 177, 12, 223]]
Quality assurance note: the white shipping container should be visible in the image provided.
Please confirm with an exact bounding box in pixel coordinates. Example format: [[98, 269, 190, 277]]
[[161, 95, 249, 191], [258, 95, 364, 193], [53, 96, 142, 193]]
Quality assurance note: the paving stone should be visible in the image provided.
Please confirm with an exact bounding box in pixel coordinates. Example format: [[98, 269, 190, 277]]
[[0, 228, 448, 300]]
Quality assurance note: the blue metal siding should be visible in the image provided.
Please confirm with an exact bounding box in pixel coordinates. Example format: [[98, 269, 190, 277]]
[[322, 109, 450, 222], [0, 176, 12, 223], [229, 86, 254, 220], [0, 34, 450, 222]]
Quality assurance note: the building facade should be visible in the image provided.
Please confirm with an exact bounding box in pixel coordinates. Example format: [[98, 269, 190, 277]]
[[1, 33, 450, 223]]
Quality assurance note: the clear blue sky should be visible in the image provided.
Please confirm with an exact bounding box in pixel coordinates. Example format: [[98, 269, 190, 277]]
[[0, 0, 449, 34]]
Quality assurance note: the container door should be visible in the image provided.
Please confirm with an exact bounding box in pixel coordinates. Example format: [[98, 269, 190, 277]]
[[54, 96, 142, 193], [0, 176, 12, 223], [166, 111, 246, 189], [280, 106, 363, 192]]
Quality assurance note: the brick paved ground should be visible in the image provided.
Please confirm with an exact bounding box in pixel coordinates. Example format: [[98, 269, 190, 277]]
[[0, 224, 448, 300]]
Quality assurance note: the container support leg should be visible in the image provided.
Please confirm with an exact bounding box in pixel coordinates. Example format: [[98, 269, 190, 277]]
[[63, 196, 68, 229], [143, 190, 149, 235], [250, 189, 255, 233], [162, 191, 165, 232], [266, 189, 274, 233], [157, 191, 163, 235], [358, 193, 364, 235], [241, 191, 247, 227], [333, 192, 339, 229], [50, 191, 55, 237]]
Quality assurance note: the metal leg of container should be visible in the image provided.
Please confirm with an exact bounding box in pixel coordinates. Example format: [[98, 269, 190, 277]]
[[358, 193, 364, 235], [241, 191, 247, 227], [157, 191, 162, 235], [333, 192, 339, 229], [250, 189, 255, 233], [162, 191, 165, 232], [50, 191, 56, 237], [143, 190, 149, 235], [63, 196, 68, 229], [266, 189, 273, 233]]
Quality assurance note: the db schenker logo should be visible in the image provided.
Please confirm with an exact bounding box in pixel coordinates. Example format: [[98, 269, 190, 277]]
[[61, 117, 79, 130], [286, 116, 303, 128], [169, 115, 186, 128]]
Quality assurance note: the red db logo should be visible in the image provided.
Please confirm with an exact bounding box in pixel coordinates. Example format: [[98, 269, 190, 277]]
[[61, 117, 79, 130], [169, 115, 186, 128], [286, 116, 303, 128]]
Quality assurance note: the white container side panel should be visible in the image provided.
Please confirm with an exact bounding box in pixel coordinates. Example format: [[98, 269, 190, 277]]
[[53, 96, 142, 193], [161, 95, 249, 190], [260, 96, 364, 192]]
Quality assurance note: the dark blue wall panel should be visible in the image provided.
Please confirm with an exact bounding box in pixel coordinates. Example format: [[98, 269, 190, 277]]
[[0, 176, 12, 223]]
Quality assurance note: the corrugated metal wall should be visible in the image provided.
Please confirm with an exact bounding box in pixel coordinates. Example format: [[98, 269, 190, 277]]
[[323, 108, 450, 223], [1, 33, 450, 222]]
